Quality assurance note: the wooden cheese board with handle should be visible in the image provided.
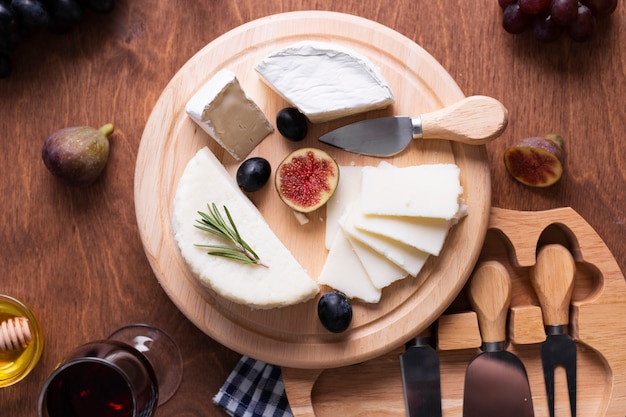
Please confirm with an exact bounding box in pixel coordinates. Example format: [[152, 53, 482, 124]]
[[135, 11, 492, 368], [282, 206, 626, 417]]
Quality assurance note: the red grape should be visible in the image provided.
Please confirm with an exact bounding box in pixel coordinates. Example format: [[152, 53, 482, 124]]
[[550, 0, 579, 26], [498, 0, 617, 42], [568, 5, 597, 41], [503, 3, 532, 34], [580, 0, 618, 15], [519, 0, 552, 14], [533, 13, 564, 42]]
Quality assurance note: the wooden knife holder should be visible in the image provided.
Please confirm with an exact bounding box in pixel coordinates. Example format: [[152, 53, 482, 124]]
[[282, 207, 626, 417]]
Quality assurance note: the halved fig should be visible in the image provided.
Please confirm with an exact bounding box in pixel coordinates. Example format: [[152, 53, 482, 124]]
[[504, 134, 564, 187], [275, 148, 339, 213]]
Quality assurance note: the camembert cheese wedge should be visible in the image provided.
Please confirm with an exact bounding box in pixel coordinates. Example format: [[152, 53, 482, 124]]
[[172, 147, 319, 309], [255, 41, 395, 123], [185, 69, 274, 161]]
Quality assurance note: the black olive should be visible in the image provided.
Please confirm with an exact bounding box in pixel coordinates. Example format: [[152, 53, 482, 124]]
[[236, 157, 271, 192], [317, 291, 352, 333], [276, 107, 308, 141]]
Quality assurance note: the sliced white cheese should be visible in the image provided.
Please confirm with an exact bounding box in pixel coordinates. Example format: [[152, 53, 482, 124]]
[[340, 201, 430, 277], [353, 214, 451, 256], [185, 69, 274, 161], [255, 41, 395, 123], [318, 231, 381, 303], [346, 235, 407, 289], [325, 165, 363, 249], [360, 164, 463, 219], [172, 147, 319, 309]]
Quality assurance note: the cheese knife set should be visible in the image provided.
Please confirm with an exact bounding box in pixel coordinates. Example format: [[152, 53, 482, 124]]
[[400, 248, 576, 417], [281, 207, 626, 417]]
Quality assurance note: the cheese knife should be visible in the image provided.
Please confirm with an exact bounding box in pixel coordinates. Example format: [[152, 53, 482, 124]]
[[318, 95, 508, 157], [400, 325, 442, 417], [463, 261, 534, 417], [530, 244, 577, 417]]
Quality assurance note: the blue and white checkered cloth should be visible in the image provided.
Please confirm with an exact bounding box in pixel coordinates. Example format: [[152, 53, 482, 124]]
[[213, 356, 293, 417]]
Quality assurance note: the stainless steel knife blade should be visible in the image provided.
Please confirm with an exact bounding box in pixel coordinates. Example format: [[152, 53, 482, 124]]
[[531, 244, 577, 417], [400, 326, 442, 417], [318, 95, 508, 157], [463, 261, 534, 417]]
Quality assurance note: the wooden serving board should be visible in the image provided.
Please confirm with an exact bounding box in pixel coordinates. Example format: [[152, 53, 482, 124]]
[[282, 207, 626, 417], [134, 11, 491, 368]]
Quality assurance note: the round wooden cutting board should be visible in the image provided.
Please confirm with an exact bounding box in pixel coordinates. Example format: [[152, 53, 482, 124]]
[[134, 11, 492, 369]]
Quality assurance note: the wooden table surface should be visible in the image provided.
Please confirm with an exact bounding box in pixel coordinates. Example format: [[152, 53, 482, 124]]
[[0, 1, 624, 416]]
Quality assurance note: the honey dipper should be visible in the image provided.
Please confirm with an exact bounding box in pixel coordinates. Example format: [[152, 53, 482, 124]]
[[0, 317, 32, 352]]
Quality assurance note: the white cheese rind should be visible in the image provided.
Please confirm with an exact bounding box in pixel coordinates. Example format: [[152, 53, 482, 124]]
[[255, 41, 395, 123], [318, 231, 382, 303], [172, 147, 319, 309], [360, 164, 463, 219], [185, 69, 274, 161]]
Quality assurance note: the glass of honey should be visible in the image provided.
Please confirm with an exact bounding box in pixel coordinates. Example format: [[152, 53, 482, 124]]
[[0, 294, 44, 387]]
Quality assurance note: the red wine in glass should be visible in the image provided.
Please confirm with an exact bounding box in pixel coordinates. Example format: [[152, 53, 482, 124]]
[[40, 341, 158, 417], [39, 325, 182, 417]]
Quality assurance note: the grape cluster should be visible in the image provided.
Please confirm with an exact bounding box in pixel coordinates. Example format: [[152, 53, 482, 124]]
[[499, 0, 618, 42], [0, 0, 115, 78]]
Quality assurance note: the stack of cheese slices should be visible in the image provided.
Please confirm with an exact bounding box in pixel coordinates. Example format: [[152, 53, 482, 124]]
[[319, 162, 466, 303]]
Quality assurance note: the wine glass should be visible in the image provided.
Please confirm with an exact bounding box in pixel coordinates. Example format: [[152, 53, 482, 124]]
[[38, 324, 183, 417]]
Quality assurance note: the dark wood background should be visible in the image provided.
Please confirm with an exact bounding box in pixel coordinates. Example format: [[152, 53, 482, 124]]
[[1, 1, 624, 415]]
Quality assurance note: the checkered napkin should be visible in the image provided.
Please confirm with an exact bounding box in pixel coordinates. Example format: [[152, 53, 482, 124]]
[[213, 356, 293, 417]]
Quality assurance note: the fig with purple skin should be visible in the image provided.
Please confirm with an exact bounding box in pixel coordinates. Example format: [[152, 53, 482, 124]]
[[275, 148, 339, 213], [503, 134, 564, 187], [42, 123, 114, 186]]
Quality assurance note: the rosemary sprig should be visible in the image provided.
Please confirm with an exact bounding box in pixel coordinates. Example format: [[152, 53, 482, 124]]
[[194, 203, 267, 267]]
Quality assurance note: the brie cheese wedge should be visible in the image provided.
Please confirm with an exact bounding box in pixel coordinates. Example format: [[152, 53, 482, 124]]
[[185, 69, 274, 161], [255, 41, 395, 123], [172, 147, 319, 309]]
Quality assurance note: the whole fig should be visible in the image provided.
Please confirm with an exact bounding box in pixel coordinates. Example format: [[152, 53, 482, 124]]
[[42, 123, 114, 186]]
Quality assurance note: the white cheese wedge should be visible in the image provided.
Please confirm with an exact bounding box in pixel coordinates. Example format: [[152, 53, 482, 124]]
[[340, 201, 430, 277], [255, 41, 395, 123], [325, 165, 363, 249], [185, 69, 274, 161], [172, 147, 319, 309], [360, 164, 463, 219], [345, 235, 407, 289], [318, 231, 381, 303]]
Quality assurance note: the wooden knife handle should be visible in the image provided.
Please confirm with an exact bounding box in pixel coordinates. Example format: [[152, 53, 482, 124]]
[[282, 367, 324, 417], [530, 244, 576, 327], [419, 95, 508, 145], [468, 261, 512, 344]]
